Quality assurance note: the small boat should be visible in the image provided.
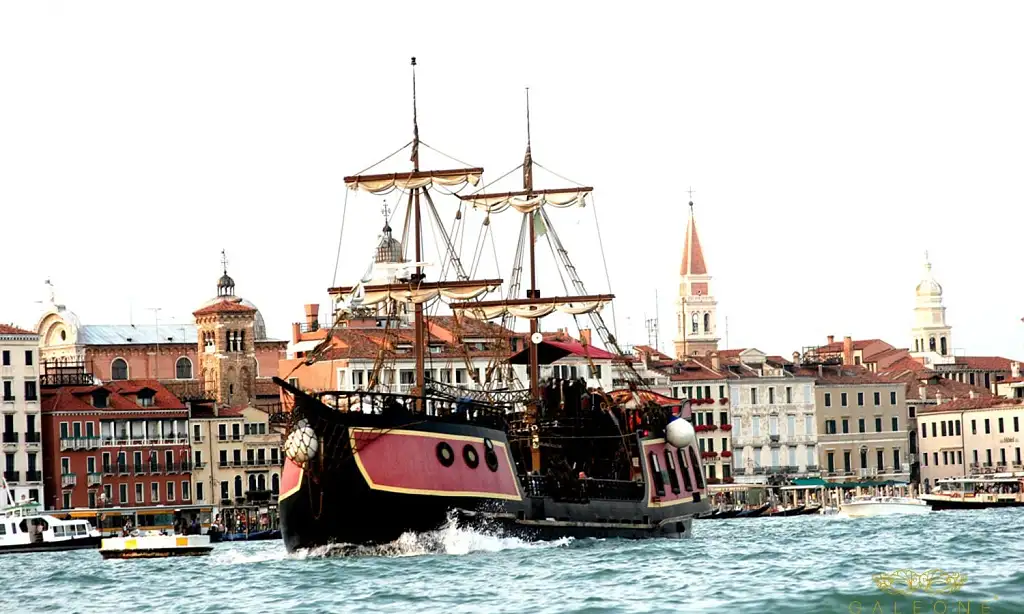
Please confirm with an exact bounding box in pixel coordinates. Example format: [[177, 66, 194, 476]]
[[766, 505, 805, 517], [920, 475, 1024, 511], [839, 496, 929, 517], [0, 478, 101, 555], [99, 533, 213, 559], [735, 503, 770, 518], [797, 504, 822, 516]]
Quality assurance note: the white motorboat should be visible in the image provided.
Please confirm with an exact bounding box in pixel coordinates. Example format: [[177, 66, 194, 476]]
[[100, 532, 213, 559], [838, 495, 930, 518], [0, 478, 101, 554]]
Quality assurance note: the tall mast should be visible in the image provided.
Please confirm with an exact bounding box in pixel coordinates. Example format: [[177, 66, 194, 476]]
[[524, 88, 542, 473], [411, 57, 426, 393]]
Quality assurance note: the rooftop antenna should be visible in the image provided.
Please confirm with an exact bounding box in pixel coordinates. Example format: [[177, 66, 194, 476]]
[[645, 290, 660, 352]]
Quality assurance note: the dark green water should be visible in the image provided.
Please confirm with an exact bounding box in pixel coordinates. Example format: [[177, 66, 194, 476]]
[[2, 508, 1021, 613]]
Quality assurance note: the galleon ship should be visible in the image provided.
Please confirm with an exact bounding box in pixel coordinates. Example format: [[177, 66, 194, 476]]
[[274, 59, 710, 552]]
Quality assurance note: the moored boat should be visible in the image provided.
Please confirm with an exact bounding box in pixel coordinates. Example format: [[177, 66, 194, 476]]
[[920, 474, 1024, 511], [0, 478, 101, 555], [275, 60, 710, 552], [734, 503, 771, 518], [838, 495, 929, 517], [99, 533, 213, 559]]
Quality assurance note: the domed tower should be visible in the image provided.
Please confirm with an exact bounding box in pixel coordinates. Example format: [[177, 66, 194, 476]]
[[910, 252, 952, 363], [193, 251, 259, 409]]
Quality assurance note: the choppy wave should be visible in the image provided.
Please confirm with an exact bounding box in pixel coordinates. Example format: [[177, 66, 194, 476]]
[[1, 508, 1022, 613]]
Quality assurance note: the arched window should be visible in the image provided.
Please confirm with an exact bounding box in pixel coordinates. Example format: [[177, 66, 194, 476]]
[[929, 337, 936, 352], [703, 313, 711, 333], [248, 474, 257, 492], [691, 313, 699, 334], [233, 475, 242, 497], [256, 474, 266, 491], [111, 358, 128, 380], [940, 337, 947, 356], [175, 357, 193, 380], [914, 339, 919, 352], [271, 474, 280, 495]]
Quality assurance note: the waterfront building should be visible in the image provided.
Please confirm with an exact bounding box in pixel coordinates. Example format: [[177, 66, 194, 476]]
[[994, 362, 1024, 399], [39, 377, 190, 511], [799, 361, 910, 484], [673, 201, 719, 359], [916, 397, 1024, 490], [721, 350, 818, 485], [0, 324, 43, 503], [34, 265, 286, 408]]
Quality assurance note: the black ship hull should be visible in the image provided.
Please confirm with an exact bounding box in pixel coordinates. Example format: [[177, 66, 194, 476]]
[[275, 380, 710, 552]]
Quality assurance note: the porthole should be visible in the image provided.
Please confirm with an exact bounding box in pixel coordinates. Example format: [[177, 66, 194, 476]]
[[463, 444, 480, 469], [436, 442, 455, 467], [484, 448, 499, 472], [483, 438, 494, 451]]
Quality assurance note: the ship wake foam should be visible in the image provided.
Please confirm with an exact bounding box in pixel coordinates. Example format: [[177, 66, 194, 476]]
[[292, 511, 573, 559]]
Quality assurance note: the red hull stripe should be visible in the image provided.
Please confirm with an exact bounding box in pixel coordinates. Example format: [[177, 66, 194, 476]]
[[279, 458, 304, 502], [642, 439, 696, 508], [350, 428, 523, 501]]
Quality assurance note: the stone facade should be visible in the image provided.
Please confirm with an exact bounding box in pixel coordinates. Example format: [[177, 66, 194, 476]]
[[0, 324, 43, 504]]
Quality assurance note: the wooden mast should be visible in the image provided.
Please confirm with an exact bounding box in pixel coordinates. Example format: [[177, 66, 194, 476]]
[[524, 88, 542, 473], [411, 57, 426, 394]]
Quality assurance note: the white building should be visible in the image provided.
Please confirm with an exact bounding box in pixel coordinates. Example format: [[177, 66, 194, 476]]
[[723, 349, 819, 484], [910, 253, 955, 369], [1, 324, 44, 503], [674, 201, 720, 359]]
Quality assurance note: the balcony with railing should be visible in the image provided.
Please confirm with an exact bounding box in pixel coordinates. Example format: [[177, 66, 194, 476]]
[[87, 472, 102, 486], [25, 470, 41, 482], [101, 436, 189, 447], [2, 432, 19, 444], [59, 437, 102, 451], [3, 470, 20, 482], [25, 432, 41, 444], [61, 473, 77, 488]]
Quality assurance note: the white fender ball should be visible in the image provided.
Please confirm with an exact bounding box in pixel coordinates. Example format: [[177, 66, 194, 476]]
[[666, 416, 696, 449], [284, 420, 319, 464]]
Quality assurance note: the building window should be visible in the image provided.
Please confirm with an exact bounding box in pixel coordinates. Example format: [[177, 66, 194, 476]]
[[858, 418, 865, 433], [23, 382, 37, 402], [24, 350, 33, 366], [1014, 417, 1020, 432], [119, 483, 128, 504], [2, 381, 12, 401], [824, 393, 831, 407], [750, 388, 757, 404], [691, 313, 699, 333], [893, 449, 901, 470], [824, 419, 836, 434], [985, 449, 992, 466], [984, 419, 991, 434], [843, 451, 851, 473], [1000, 449, 1007, 465], [768, 388, 775, 404], [841, 393, 847, 407], [151, 482, 160, 503], [0, 350, 8, 366], [943, 451, 949, 465], [182, 480, 191, 500], [167, 481, 175, 502], [135, 483, 144, 504], [197, 481, 204, 502], [922, 454, 928, 466], [972, 420, 977, 435], [941, 422, 947, 437], [175, 357, 193, 380], [921, 422, 927, 438], [857, 392, 864, 406], [220, 481, 229, 501], [998, 418, 1005, 433], [957, 451, 962, 465], [876, 417, 883, 433], [111, 358, 129, 380], [234, 475, 243, 497], [841, 419, 849, 434], [890, 391, 897, 405], [826, 451, 835, 473], [873, 392, 880, 405]]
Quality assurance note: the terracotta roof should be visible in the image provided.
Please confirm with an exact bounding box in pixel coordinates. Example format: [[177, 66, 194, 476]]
[[917, 397, 1023, 414], [680, 210, 708, 276], [864, 347, 911, 366], [794, 365, 895, 385], [41, 379, 186, 413], [997, 376, 1024, 385], [428, 315, 508, 339], [651, 358, 725, 381], [193, 298, 258, 316], [633, 345, 674, 362], [0, 324, 35, 335], [954, 356, 1017, 371], [876, 363, 993, 402]]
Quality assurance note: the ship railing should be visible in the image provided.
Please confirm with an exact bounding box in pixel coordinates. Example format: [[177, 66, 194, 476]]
[[310, 388, 515, 422], [520, 474, 644, 502]]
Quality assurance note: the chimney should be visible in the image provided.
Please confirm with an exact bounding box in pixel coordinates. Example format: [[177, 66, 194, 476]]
[[291, 322, 301, 345], [711, 351, 720, 371], [580, 328, 592, 347], [936, 392, 943, 405], [818, 364, 823, 378], [969, 390, 977, 399], [919, 385, 926, 400], [827, 335, 835, 345], [843, 336, 853, 365], [304, 304, 320, 330], [1013, 361, 1021, 378], [792, 351, 801, 366]]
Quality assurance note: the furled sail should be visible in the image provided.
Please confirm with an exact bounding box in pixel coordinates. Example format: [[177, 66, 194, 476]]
[[344, 167, 484, 195], [458, 187, 592, 214], [449, 294, 613, 320], [329, 279, 502, 306]]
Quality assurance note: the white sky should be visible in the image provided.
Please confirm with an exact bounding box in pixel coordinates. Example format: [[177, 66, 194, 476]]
[[2, 2, 1023, 359]]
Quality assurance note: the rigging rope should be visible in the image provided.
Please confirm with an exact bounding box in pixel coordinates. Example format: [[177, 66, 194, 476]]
[[352, 140, 414, 176], [586, 192, 618, 340], [331, 187, 351, 287]]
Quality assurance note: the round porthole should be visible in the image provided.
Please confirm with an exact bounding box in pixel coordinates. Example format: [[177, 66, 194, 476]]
[[436, 442, 455, 467], [484, 448, 499, 472], [483, 438, 494, 451], [463, 444, 480, 469]]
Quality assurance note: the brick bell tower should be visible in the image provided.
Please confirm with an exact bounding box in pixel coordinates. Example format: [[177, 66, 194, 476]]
[[193, 251, 259, 411]]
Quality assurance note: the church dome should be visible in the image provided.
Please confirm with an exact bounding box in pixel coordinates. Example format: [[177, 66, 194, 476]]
[[375, 224, 404, 264], [218, 272, 236, 297], [915, 255, 943, 297]]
